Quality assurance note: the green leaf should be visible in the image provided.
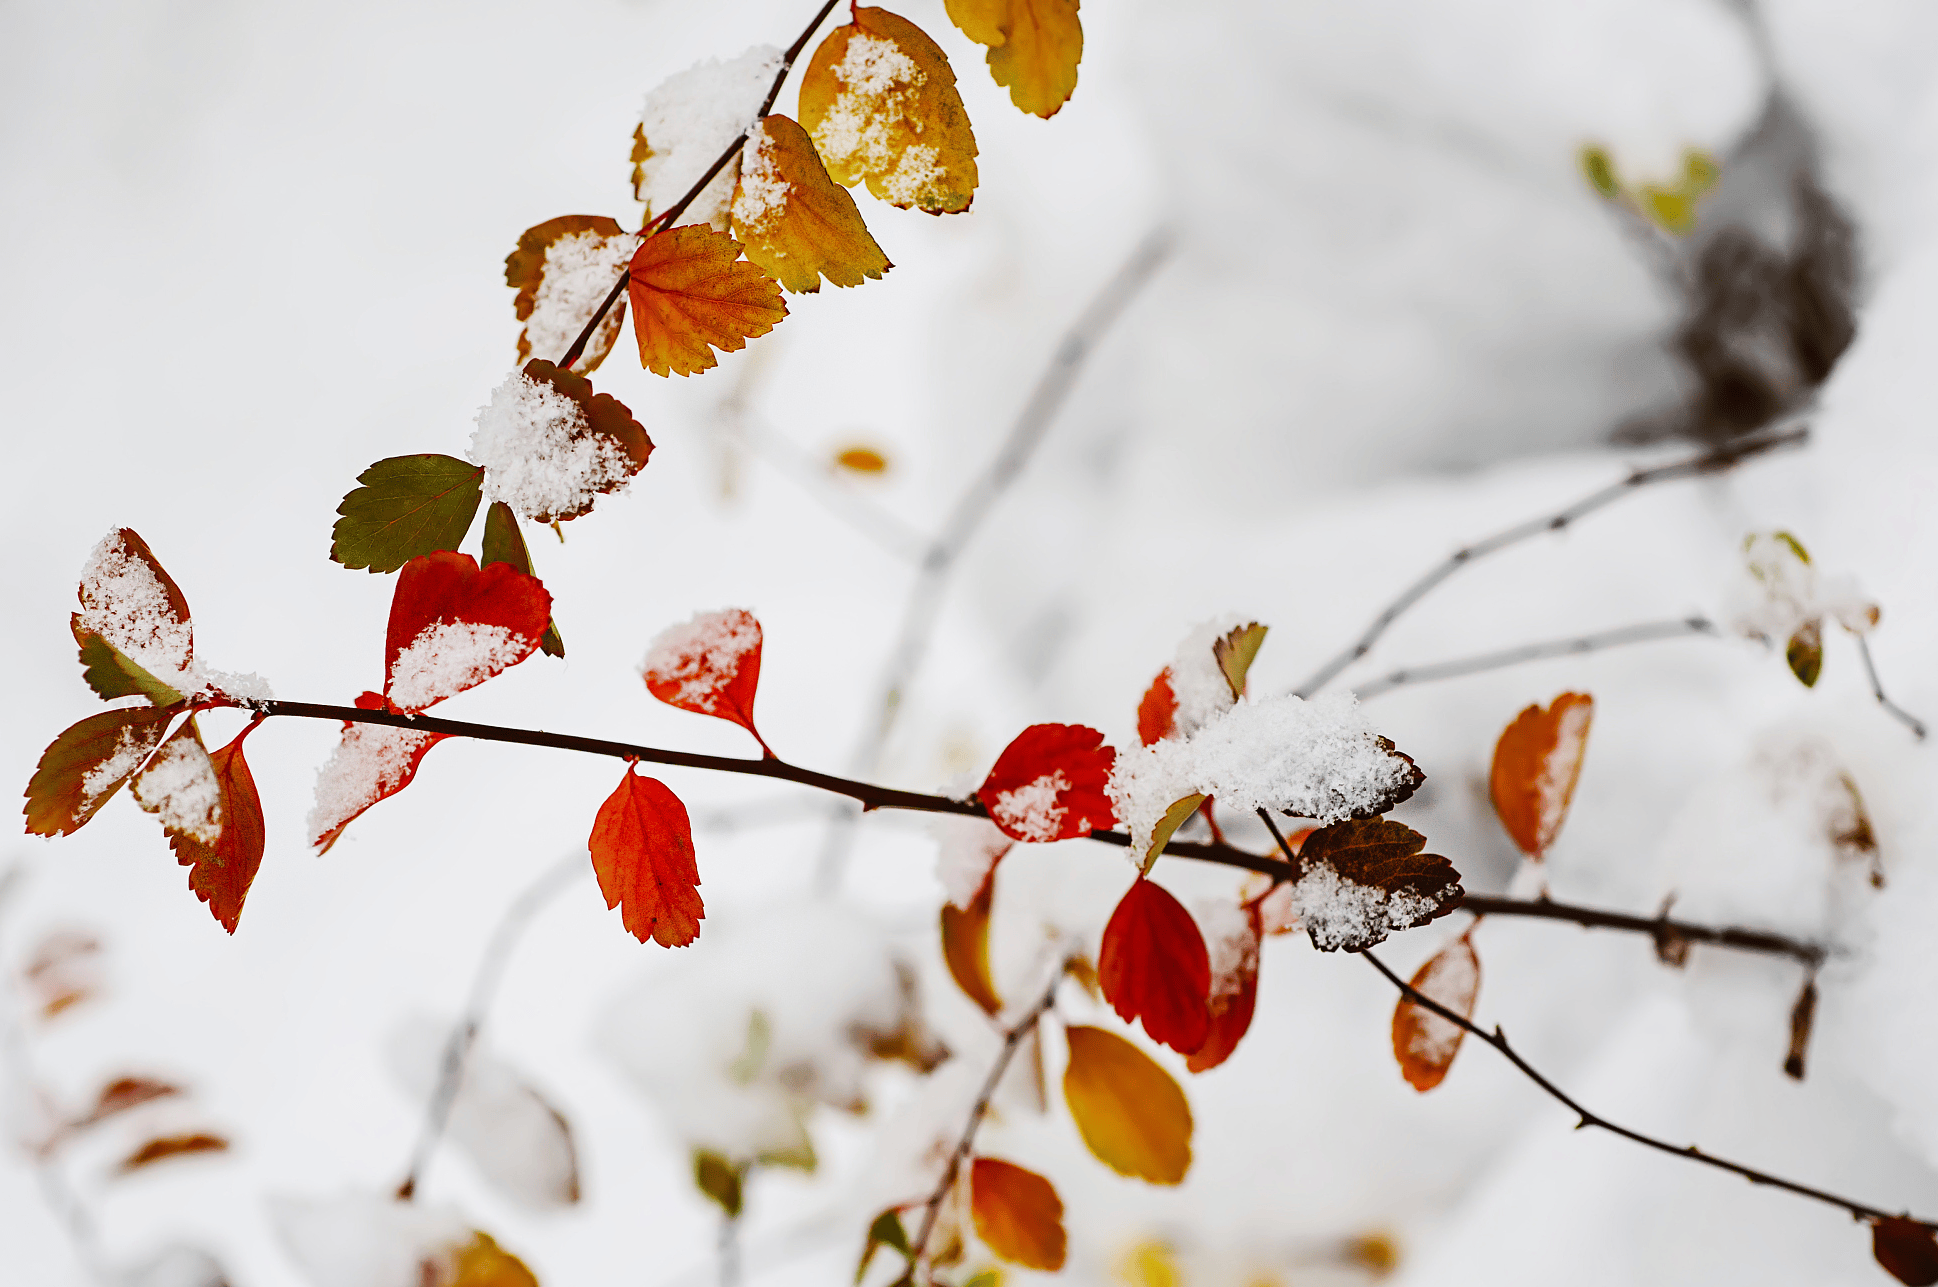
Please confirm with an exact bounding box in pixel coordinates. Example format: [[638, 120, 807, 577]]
[[481, 501, 564, 657], [857, 1209, 911, 1284], [693, 1148, 744, 1217], [332, 454, 485, 573], [71, 617, 189, 706]]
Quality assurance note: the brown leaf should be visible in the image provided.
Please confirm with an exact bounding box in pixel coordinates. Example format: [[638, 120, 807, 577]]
[[1061, 1025, 1191, 1184], [944, 0, 1082, 119], [941, 877, 1002, 1015], [117, 1132, 229, 1173], [506, 214, 634, 373], [1874, 1218, 1938, 1286], [1391, 928, 1480, 1092], [732, 114, 891, 293], [969, 1157, 1066, 1270], [1292, 819, 1464, 952], [628, 225, 787, 378], [1488, 692, 1594, 857], [74, 1076, 182, 1130], [1787, 617, 1825, 688]]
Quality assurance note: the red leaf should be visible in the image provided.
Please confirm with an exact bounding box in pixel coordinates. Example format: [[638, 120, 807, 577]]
[[1098, 876, 1210, 1055], [976, 724, 1117, 843], [383, 552, 552, 712], [641, 608, 769, 752], [1876, 1218, 1938, 1286], [23, 705, 178, 837], [1186, 906, 1260, 1073], [308, 692, 447, 853], [165, 728, 267, 934], [589, 766, 704, 947], [969, 1157, 1067, 1271], [1136, 668, 1177, 746], [1391, 928, 1480, 1092]]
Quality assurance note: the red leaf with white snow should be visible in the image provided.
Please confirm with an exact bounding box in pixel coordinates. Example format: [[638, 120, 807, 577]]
[[1185, 903, 1260, 1073], [977, 724, 1117, 844], [308, 692, 447, 853], [165, 727, 268, 934], [1098, 876, 1210, 1055], [641, 608, 769, 752], [383, 552, 552, 713], [589, 765, 704, 947]]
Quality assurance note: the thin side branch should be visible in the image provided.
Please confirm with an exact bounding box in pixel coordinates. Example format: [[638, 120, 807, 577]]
[[1292, 420, 1811, 698], [1360, 948, 1931, 1230], [1353, 616, 1716, 700], [1855, 635, 1928, 741]]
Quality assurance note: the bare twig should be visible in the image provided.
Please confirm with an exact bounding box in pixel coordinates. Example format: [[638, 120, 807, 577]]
[[1353, 616, 1716, 700], [909, 965, 1067, 1269], [1360, 948, 1931, 1230], [1455, 893, 1824, 967], [1854, 634, 1928, 741], [395, 853, 586, 1200], [1292, 420, 1811, 698]]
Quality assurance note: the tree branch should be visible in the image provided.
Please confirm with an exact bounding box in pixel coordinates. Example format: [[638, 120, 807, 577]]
[[1855, 634, 1928, 741], [1352, 616, 1716, 700], [1359, 947, 1932, 1230], [1291, 420, 1811, 699]]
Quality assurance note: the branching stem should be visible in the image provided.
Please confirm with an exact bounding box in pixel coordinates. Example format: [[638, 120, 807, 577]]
[[1353, 616, 1717, 699], [1854, 634, 1928, 741]]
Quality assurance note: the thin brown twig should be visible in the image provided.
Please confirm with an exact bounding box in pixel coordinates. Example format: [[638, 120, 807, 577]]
[[1352, 616, 1717, 699], [1854, 634, 1928, 741], [1292, 421, 1811, 698]]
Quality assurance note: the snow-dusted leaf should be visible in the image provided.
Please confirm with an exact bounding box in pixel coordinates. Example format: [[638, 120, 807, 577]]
[[117, 1132, 229, 1173], [480, 502, 564, 659], [976, 723, 1116, 843], [1875, 1218, 1938, 1287], [164, 726, 267, 933], [632, 46, 783, 231], [270, 1192, 515, 1287], [1787, 617, 1824, 688], [506, 214, 636, 372], [1185, 900, 1259, 1074], [799, 8, 979, 214], [71, 617, 187, 707], [331, 455, 486, 574], [1098, 876, 1209, 1055], [24, 705, 177, 836], [857, 1208, 912, 1284], [75, 528, 196, 698], [1735, 531, 1879, 664], [627, 225, 787, 378], [943, 0, 1082, 119], [589, 766, 703, 947], [732, 114, 891, 293], [969, 1157, 1066, 1270], [641, 607, 768, 749], [384, 552, 552, 713], [1290, 819, 1463, 952], [469, 361, 652, 524], [1061, 1025, 1191, 1184], [940, 876, 1001, 1016], [130, 717, 223, 846], [1391, 927, 1479, 1092], [1488, 692, 1593, 858], [1136, 616, 1263, 748], [308, 693, 447, 853]]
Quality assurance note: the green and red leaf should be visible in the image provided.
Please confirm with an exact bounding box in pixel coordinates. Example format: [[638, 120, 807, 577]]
[[24, 705, 179, 837]]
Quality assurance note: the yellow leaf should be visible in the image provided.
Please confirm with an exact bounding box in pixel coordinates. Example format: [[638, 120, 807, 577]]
[[799, 7, 979, 214], [941, 878, 1003, 1015], [1061, 1025, 1191, 1185], [944, 0, 1082, 119], [732, 115, 891, 293], [1141, 793, 1205, 871], [834, 445, 890, 474], [451, 1232, 540, 1287], [970, 1158, 1066, 1271], [627, 225, 787, 377], [1115, 1239, 1183, 1287]]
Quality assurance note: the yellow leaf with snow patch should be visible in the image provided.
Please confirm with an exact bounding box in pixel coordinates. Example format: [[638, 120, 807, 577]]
[[732, 115, 891, 293]]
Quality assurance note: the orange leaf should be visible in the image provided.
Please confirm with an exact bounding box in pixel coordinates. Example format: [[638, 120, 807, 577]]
[[1098, 876, 1209, 1054], [1875, 1218, 1938, 1286], [117, 1132, 229, 1173], [976, 723, 1116, 843], [1185, 905, 1259, 1074], [452, 1232, 541, 1287], [165, 727, 267, 934], [1391, 928, 1480, 1092], [308, 692, 447, 853], [627, 224, 787, 377], [1136, 667, 1177, 745], [1489, 692, 1593, 858], [941, 877, 1002, 1015], [23, 705, 177, 837], [732, 115, 891, 293], [506, 214, 635, 373], [1061, 1025, 1191, 1184], [74, 1076, 182, 1129], [969, 1157, 1066, 1270], [641, 608, 769, 752], [384, 551, 553, 713], [944, 0, 1082, 119], [589, 766, 704, 947], [799, 8, 979, 214]]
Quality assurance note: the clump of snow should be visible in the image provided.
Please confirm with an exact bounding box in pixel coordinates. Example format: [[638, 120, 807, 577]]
[[988, 769, 1070, 843], [199, 668, 273, 704], [77, 529, 197, 694], [1730, 530, 1880, 644], [130, 732, 222, 843], [810, 33, 946, 206], [387, 621, 526, 713], [469, 370, 635, 524], [269, 1191, 471, 1287], [307, 723, 438, 849], [1289, 861, 1441, 953], [1197, 896, 1259, 999], [80, 720, 166, 813], [635, 46, 783, 230], [1162, 614, 1252, 738], [931, 815, 1013, 909], [641, 608, 759, 706], [729, 119, 792, 235], [1110, 691, 1418, 860], [519, 230, 638, 365]]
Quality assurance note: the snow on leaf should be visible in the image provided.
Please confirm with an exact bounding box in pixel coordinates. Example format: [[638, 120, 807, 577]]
[[1291, 819, 1463, 952], [1391, 927, 1480, 1092], [799, 8, 979, 214], [164, 727, 267, 934], [632, 46, 784, 232], [627, 224, 787, 378], [117, 1132, 230, 1173], [969, 1157, 1066, 1271], [1061, 1025, 1191, 1184], [1110, 691, 1422, 862], [976, 723, 1116, 843], [931, 814, 1013, 910], [940, 875, 1001, 1016], [24, 705, 177, 836], [331, 455, 486, 574], [1138, 616, 1258, 747], [71, 617, 188, 707], [384, 552, 551, 712], [1098, 876, 1210, 1055], [1184, 899, 1259, 1074], [505, 215, 636, 372], [589, 766, 704, 947], [1488, 691, 1593, 858], [270, 1191, 476, 1287], [76, 528, 196, 698], [943, 0, 1082, 119], [730, 114, 891, 293], [469, 360, 652, 524], [1874, 1218, 1938, 1286], [480, 502, 564, 658], [1733, 531, 1880, 676], [308, 694, 446, 853], [641, 607, 768, 749], [130, 717, 222, 846]]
